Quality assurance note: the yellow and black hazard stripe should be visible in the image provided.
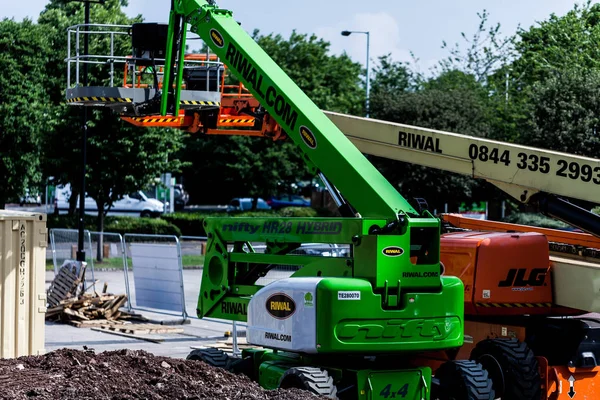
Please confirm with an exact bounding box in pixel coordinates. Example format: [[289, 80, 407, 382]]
[[128, 117, 181, 123], [476, 302, 552, 308], [180, 100, 220, 106], [219, 118, 255, 124], [67, 97, 133, 103]]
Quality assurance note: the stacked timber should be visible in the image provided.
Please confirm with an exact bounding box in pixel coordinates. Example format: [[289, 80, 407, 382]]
[[45, 292, 129, 327]]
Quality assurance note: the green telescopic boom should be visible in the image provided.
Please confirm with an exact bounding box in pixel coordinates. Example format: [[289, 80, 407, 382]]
[[162, 0, 422, 223]]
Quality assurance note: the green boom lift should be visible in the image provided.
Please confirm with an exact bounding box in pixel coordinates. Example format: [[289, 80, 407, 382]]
[[67, 1, 495, 399]]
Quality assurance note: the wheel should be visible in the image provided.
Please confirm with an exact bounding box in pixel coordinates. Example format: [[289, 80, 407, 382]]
[[140, 210, 152, 218], [470, 337, 541, 400], [186, 348, 231, 369], [279, 366, 338, 399], [431, 360, 495, 400]]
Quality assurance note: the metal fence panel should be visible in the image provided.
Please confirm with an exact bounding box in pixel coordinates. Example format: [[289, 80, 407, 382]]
[[49, 228, 95, 287], [88, 231, 129, 308], [124, 234, 187, 319]]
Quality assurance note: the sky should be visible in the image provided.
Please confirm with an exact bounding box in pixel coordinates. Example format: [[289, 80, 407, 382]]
[[1, 0, 582, 71]]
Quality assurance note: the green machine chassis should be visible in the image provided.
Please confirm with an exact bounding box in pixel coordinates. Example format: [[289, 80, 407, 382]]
[[163, 1, 466, 399], [74, 1, 473, 398]]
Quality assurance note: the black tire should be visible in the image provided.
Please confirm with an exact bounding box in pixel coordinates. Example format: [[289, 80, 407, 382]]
[[432, 360, 495, 400], [470, 337, 541, 400], [186, 348, 231, 369], [140, 210, 151, 218], [279, 366, 338, 399]]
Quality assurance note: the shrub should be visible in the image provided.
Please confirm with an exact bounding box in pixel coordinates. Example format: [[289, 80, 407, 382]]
[[502, 212, 570, 230], [105, 217, 181, 236], [278, 207, 318, 218], [47, 214, 181, 236], [161, 212, 218, 237]]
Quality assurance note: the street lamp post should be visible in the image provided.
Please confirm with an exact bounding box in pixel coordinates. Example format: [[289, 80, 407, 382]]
[[341, 30, 370, 118], [68, 0, 105, 263]]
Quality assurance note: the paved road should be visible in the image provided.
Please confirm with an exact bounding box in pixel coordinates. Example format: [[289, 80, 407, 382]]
[[45, 269, 246, 358]]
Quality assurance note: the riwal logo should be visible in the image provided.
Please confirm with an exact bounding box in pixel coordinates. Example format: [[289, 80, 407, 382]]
[[382, 246, 404, 257], [300, 125, 317, 149], [210, 29, 224, 48], [266, 293, 296, 319], [336, 318, 459, 342]]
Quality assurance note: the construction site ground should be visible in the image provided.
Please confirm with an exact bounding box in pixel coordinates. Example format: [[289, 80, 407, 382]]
[[0, 270, 324, 400], [44, 269, 243, 358]]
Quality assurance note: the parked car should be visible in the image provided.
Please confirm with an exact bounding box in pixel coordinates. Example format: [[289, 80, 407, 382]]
[[54, 184, 164, 217], [266, 194, 310, 209], [227, 197, 271, 212], [20, 190, 42, 206], [174, 184, 189, 211]]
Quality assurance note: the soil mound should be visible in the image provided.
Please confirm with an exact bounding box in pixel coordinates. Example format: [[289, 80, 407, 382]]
[[0, 348, 321, 400]]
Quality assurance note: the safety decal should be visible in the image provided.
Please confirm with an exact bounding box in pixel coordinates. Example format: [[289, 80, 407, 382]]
[[67, 97, 132, 103], [180, 100, 220, 106], [475, 302, 551, 308]]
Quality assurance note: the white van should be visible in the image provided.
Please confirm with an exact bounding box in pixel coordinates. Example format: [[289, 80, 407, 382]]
[[54, 184, 165, 217]]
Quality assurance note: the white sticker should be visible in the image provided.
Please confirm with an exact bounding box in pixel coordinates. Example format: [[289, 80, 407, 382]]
[[482, 290, 491, 299], [338, 291, 361, 300]]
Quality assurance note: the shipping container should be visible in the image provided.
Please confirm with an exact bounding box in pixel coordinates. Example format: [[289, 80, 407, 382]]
[[0, 210, 47, 358]]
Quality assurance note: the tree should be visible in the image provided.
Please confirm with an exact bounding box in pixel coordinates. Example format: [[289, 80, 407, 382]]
[[370, 54, 413, 96], [369, 69, 494, 211], [0, 18, 54, 208], [436, 9, 516, 84], [179, 30, 366, 208], [525, 68, 600, 157], [511, 1, 600, 87], [253, 29, 366, 115], [35, 0, 186, 264]]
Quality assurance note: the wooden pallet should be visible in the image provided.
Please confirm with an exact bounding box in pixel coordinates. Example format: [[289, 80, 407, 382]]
[[204, 337, 261, 354], [69, 319, 126, 328], [47, 265, 84, 307], [97, 323, 184, 335]]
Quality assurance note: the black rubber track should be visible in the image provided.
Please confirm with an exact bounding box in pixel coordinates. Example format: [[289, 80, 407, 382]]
[[186, 348, 231, 369], [279, 366, 338, 399]]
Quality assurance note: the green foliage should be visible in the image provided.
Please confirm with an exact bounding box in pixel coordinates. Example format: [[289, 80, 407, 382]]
[[37, 1, 186, 231], [253, 29, 365, 115], [369, 69, 494, 210], [512, 1, 600, 86], [180, 30, 365, 205], [0, 18, 54, 206], [370, 54, 413, 96], [105, 217, 181, 237], [523, 68, 600, 156], [278, 207, 318, 218], [161, 212, 218, 236], [502, 212, 571, 230], [47, 214, 181, 236], [436, 9, 516, 83]]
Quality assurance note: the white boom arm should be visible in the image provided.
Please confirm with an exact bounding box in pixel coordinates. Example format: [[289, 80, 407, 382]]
[[324, 111, 600, 205]]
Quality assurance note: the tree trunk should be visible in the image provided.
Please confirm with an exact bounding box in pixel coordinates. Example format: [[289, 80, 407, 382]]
[[96, 209, 104, 262], [68, 187, 79, 216]]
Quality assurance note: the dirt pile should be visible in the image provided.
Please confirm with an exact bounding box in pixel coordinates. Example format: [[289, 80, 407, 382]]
[[0, 348, 321, 400]]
